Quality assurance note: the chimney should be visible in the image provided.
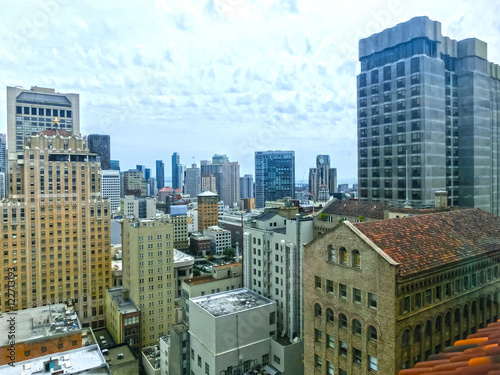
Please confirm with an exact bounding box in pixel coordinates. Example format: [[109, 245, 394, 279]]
[[435, 190, 448, 209]]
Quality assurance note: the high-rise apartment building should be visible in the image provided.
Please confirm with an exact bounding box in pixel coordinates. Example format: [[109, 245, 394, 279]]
[[240, 174, 254, 199], [357, 16, 500, 213], [308, 155, 337, 200], [121, 217, 176, 347], [255, 151, 295, 208], [87, 134, 111, 170], [156, 160, 165, 190], [197, 191, 218, 233], [1, 130, 111, 326], [184, 163, 201, 198], [6, 86, 80, 156], [101, 170, 121, 211], [123, 170, 146, 197], [201, 174, 217, 194], [172, 152, 185, 190]]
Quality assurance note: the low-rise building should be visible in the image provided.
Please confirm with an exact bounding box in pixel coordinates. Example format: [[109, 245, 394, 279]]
[[120, 195, 156, 218], [304, 208, 500, 375], [142, 345, 161, 375], [189, 233, 211, 255], [174, 250, 194, 300], [0, 304, 81, 366], [104, 343, 139, 375], [203, 226, 231, 255], [160, 324, 189, 375]]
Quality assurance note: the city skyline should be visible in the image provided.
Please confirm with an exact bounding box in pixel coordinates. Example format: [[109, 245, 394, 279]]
[[1, 1, 499, 184]]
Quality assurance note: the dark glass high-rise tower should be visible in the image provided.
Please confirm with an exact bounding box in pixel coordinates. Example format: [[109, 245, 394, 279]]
[[88, 134, 111, 170], [255, 151, 295, 208], [156, 160, 165, 190]]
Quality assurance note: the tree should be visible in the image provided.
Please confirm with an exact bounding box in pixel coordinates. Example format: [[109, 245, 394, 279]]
[[223, 247, 235, 260]]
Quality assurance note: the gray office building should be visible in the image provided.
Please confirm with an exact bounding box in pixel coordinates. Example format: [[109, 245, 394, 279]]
[[6, 86, 79, 156], [357, 16, 500, 213], [88, 134, 111, 170], [240, 174, 254, 199], [255, 151, 295, 208]]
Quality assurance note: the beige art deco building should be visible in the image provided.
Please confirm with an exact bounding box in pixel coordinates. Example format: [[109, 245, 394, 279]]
[[121, 217, 176, 347], [0, 130, 111, 327], [304, 209, 500, 375]]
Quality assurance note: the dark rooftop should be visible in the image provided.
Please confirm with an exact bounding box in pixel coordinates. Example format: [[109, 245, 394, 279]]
[[321, 199, 385, 219]]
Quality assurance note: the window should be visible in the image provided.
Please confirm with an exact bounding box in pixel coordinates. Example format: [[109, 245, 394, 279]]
[[369, 355, 378, 372], [205, 363, 209, 375], [414, 325, 422, 342], [353, 348, 362, 365], [327, 334, 334, 348], [368, 293, 377, 308], [315, 276, 321, 289], [315, 303, 322, 317], [402, 329, 410, 347], [328, 245, 336, 262], [327, 279, 334, 293], [340, 284, 347, 298], [339, 340, 347, 356], [315, 329, 323, 342], [353, 319, 362, 335], [352, 250, 360, 268], [368, 325, 377, 342], [353, 288, 361, 303], [340, 247, 347, 264], [402, 296, 410, 313], [435, 316, 442, 332], [198, 355, 201, 367], [315, 354, 322, 369], [327, 361, 334, 375], [339, 314, 347, 329], [326, 308, 334, 323], [415, 293, 421, 309], [273, 355, 281, 365], [425, 289, 432, 304]]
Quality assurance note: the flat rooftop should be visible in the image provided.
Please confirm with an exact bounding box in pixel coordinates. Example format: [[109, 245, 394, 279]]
[[0, 304, 81, 346], [107, 287, 139, 315], [191, 288, 274, 317], [0, 344, 109, 374], [174, 249, 194, 264], [105, 344, 137, 366]]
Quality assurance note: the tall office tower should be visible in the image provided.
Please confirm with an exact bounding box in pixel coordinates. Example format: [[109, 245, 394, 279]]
[[184, 163, 201, 197], [201, 174, 217, 194], [1, 130, 111, 326], [197, 191, 219, 233], [123, 170, 146, 197], [0, 173, 5, 199], [87, 134, 110, 170], [219, 161, 240, 207], [240, 174, 254, 199], [357, 16, 500, 213], [156, 160, 165, 190], [0, 134, 6, 197], [329, 168, 338, 195], [309, 155, 337, 200], [255, 151, 295, 208], [172, 152, 185, 190], [101, 170, 121, 211], [110, 160, 120, 171], [147, 177, 156, 196], [144, 168, 151, 181], [6, 86, 80, 156], [212, 154, 229, 164], [121, 217, 175, 347]]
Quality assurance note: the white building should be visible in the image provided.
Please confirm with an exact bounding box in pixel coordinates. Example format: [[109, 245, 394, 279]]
[[120, 195, 156, 218], [243, 211, 314, 375], [101, 170, 121, 211], [203, 226, 231, 255], [188, 288, 276, 375], [174, 249, 194, 299]]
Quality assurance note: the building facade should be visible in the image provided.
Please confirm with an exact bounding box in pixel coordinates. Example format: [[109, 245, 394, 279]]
[[255, 151, 295, 208], [184, 163, 201, 198], [87, 134, 111, 170], [123, 170, 146, 197], [309, 155, 338, 200], [357, 16, 500, 213], [172, 153, 184, 190], [304, 208, 500, 374], [6, 86, 80, 156], [201, 174, 217, 194], [156, 160, 165, 190], [197, 191, 218, 233], [121, 217, 176, 347], [0, 130, 111, 326], [240, 174, 254, 199], [120, 196, 156, 219], [203, 226, 231, 255], [101, 170, 121, 212]]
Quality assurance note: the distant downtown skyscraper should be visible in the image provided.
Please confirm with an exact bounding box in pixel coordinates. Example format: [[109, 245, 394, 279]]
[[255, 151, 295, 208], [184, 163, 201, 197], [308, 155, 337, 200], [6, 86, 80, 156], [156, 160, 165, 190], [110, 160, 120, 171], [172, 152, 184, 190], [87, 134, 111, 170], [357, 16, 500, 213], [240, 174, 254, 199]]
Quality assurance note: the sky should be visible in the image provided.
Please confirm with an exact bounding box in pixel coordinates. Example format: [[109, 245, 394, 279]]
[[1, 0, 499, 185]]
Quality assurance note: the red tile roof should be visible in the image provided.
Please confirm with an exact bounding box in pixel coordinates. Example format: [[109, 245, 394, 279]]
[[36, 129, 73, 137], [399, 320, 500, 374], [353, 209, 500, 277]]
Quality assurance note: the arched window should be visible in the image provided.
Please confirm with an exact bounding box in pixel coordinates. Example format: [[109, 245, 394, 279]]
[[425, 320, 432, 337], [326, 308, 334, 323], [368, 326, 377, 342], [472, 301, 477, 315], [435, 316, 442, 332], [414, 325, 421, 343], [340, 247, 347, 265], [463, 304, 469, 319], [315, 303, 322, 317], [487, 295, 492, 309], [454, 308, 460, 323], [402, 329, 410, 347], [339, 314, 347, 329], [352, 319, 362, 335], [327, 245, 336, 262], [445, 312, 451, 328], [480, 297, 485, 312], [352, 250, 361, 268]]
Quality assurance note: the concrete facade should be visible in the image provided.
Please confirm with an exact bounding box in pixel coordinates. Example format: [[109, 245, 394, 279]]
[[101, 170, 121, 212]]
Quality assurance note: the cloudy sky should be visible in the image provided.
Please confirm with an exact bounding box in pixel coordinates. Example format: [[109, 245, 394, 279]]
[[1, 0, 499, 184]]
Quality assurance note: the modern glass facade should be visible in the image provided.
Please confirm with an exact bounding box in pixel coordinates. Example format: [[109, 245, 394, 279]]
[[255, 151, 295, 208], [88, 134, 111, 170], [156, 160, 165, 190]]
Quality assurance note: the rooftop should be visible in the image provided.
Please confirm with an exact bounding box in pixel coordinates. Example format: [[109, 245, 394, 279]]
[[0, 304, 81, 346], [0, 344, 109, 375], [106, 287, 139, 315], [213, 262, 242, 270], [198, 191, 218, 197], [191, 288, 274, 317], [320, 199, 385, 219], [105, 344, 138, 367], [353, 208, 500, 277], [35, 129, 73, 137], [174, 249, 194, 264], [93, 328, 116, 349]]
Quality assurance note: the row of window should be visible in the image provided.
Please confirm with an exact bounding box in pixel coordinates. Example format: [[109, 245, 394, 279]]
[[326, 246, 360, 268], [16, 107, 72, 118], [314, 350, 377, 373]]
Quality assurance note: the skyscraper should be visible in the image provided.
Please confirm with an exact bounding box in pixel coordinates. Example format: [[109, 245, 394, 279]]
[[87, 134, 111, 170], [219, 160, 240, 208], [184, 163, 201, 197], [6, 86, 80, 156], [1, 130, 110, 326], [197, 191, 219, 233], [255, 151, 295, 208], [172, 152, 184, 190], [240, 174, 254, 199], [309, 155, 331, 200], [156, 160, 165, 190], [0, 134, 6, 198], [101, 170, 121, 211], [357, 16, 500, 213], [110, 160, 120, 171], [123, 170, 146, 197]]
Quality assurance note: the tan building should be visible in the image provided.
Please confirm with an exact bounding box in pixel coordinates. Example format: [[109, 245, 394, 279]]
[[123, 170, 146, 197], [304, 209, 500, 375], [197, 191, 218, 233], [201, 174, 216, 194], [1, 130, 111, 326], [121, 217, 176, 347], [164, 214, 189, 249]]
